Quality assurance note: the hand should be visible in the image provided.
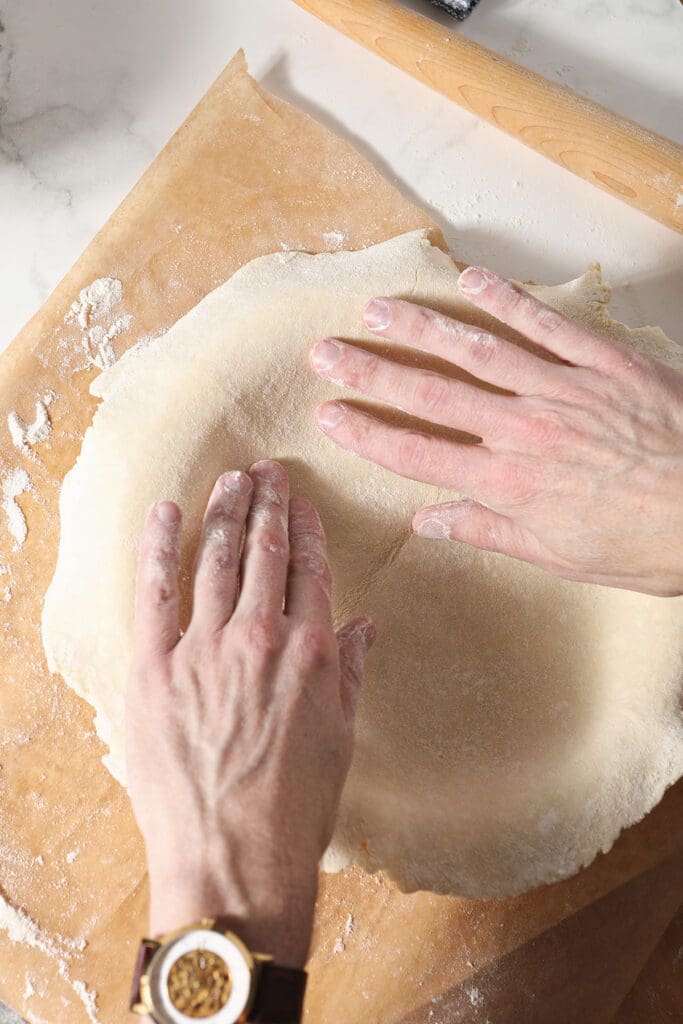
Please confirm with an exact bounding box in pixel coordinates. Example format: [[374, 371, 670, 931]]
[[126, 460, 375, 967], [310, 267, 683, 597]]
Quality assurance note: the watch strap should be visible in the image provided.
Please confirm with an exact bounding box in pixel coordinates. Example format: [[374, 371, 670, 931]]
[[129, 938, 160, 1012], [249, 960, 308, 1024], [130, 923, 307, 1024]]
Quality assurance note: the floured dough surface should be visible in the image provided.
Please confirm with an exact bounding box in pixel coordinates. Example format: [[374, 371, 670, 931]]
[[42, 231, 683, 897]]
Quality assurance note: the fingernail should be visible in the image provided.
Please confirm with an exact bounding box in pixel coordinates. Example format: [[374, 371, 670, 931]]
[[220, 471, 250, 494], [363, 298, 391, 330], [311, 338, 343, 370], [414, 518, 450, 540], [156, 501, 179, 525], [459, 267, 488, 296], [317, 402, 345, 430], [250, 460, 285, 482]]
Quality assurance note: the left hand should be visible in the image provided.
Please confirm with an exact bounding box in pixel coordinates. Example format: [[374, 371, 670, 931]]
[[309, 267, 683, 596], [126, 461, 375, 966]]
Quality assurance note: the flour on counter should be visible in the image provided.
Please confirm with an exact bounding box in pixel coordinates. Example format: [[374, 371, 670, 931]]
[[8, 391, 55, 461], [65, 849, 79, 864], [0, 891, 84, 961], [323, 229, 347, 251], [83, 315, 133, 369], [466, 985, 484, 1008], [66, 277, 133, 370], [67, 278, 123, 329], [0, 890, 99, 1022], [72, 979, 100, 1024], [1, 466, 33, 547]]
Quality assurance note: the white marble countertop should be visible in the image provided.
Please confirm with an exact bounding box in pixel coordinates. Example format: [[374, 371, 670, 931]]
[[0, 0, 681, 1020], [1, 0, 682, 358]]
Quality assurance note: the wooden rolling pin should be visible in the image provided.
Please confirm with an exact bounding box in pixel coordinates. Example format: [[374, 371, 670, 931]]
[[292, 0, 683, 233]]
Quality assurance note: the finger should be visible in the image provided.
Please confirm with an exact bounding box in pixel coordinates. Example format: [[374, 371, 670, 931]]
[[337, 617, 376, 725], [457, 267, 616, 368], [310, 337, 515, 440], [134, 502, 182, 660], [361, 297, 557, 394], [191, 471, 253, 633], [316, 401, 510, 504], [237, 460, 290, 616], [413, 500, 550, 565], [286, 498, 333, 624]]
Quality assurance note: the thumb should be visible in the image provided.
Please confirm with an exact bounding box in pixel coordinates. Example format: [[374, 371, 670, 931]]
[[413, 500, 549, 565], [336, 617, 376, 725]]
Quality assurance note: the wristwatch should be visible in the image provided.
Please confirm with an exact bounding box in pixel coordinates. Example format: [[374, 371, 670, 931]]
[[130, 917, 307, 1024]]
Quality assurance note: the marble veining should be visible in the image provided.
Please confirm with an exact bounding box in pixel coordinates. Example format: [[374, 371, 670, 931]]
[[0, 0, 682, 353]]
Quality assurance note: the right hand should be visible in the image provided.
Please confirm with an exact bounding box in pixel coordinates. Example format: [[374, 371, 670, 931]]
[[311, 266, 683, 597], [126, 461, 375, 966]]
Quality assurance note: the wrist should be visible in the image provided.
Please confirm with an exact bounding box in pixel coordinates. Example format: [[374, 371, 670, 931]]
[[145, 840, 318, 968]]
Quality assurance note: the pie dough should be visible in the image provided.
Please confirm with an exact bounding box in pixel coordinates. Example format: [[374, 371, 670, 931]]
[[42, 231, 683, 897]]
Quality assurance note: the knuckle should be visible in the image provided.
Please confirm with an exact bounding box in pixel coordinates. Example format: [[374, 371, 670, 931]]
[[205, 546, 238, 576], [353, 350, 379, 392], [411, 306, 440, 348], [532, 305, 566, 335], [524, 410, 567, 447], [145, 576, 176, 608], [291, 549, 332, 587], [465, 329, 499, 369], [606, 347, 649, 379], [255, 528, 287, 556], [397, 431, 431, 474], [242, 612, 283, 656], [293, 623, 337, 672], [347, 410, 375, 450], [414, 372, 451, 416], [496, 279, 527, 317]]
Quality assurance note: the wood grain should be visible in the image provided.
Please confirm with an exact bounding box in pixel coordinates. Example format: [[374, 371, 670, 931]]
[[293, 0, 683, 233]]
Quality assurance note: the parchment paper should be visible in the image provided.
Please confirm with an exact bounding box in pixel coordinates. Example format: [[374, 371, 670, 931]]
[[0, 50, 680, 1024]]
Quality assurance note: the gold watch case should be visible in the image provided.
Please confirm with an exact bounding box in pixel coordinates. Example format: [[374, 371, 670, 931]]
[[132, 918, 272, 1024]]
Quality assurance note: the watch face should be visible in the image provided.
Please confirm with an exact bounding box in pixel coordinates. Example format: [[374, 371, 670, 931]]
[[151, 928, 254, 1024], [167, 949, 232, 1018]]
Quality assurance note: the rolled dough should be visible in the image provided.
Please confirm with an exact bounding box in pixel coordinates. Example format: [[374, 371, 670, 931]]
[[42, 230, 683, 898]]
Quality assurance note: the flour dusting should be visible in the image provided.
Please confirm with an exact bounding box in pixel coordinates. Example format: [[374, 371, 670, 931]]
[[0, 891, 99, 1022], [68, 278, 122, 329], [466, 985, 484, 1008], [66, 277, 133, 369], [0, 891, 84, 960], [83, 315, 134, 369], [72, 979, 100, 1024], [2, 467, 33, 547], [8, 392, 55, 460], [323, 229, 347, 251]]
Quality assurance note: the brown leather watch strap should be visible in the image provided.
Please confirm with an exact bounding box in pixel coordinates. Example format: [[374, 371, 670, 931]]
[[129, 938, 160, 1011], [249, 961, 308, 1024]]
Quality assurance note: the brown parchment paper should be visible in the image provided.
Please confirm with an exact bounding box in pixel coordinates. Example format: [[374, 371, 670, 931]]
[[0, 50, 680, 1024]]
